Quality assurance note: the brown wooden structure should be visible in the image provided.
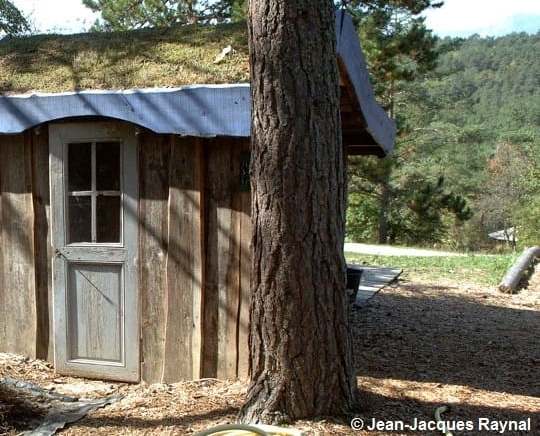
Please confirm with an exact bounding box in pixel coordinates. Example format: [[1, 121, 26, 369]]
[[0, 12, 394, 383], [0, 129, 252, 382]]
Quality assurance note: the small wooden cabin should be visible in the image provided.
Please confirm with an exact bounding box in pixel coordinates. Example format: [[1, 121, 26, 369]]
[[0, 12, 395, 383]]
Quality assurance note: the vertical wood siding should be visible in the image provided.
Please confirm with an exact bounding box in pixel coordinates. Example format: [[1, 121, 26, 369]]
[[139, 133, 171, 382], [29, 130, 53, 361], [0, 126, 251, 382], [0, 130, 53, 360], [0, 134, 38, 357], [162, 136, 203, 382], [139, 134, 251, 382], [203, 138, 251, 379]]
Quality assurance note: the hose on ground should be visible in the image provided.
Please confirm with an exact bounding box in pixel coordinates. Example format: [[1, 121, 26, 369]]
[[434, 406, 454, 436], [195, 424, 270, 436]]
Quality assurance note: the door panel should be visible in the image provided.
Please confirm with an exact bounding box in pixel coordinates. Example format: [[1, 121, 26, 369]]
[[50, 122, 139, 382], [67, 263, 123, 362]]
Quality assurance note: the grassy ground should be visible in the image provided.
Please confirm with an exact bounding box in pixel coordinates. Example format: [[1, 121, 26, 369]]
[[345, 252, 516, 286]]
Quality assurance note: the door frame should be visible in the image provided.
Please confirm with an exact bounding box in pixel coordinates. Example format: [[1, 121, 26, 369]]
[[49, 121, 139, 381]]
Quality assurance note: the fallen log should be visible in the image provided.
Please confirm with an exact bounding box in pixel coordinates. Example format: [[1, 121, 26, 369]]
[[498, 246, 540, 293]]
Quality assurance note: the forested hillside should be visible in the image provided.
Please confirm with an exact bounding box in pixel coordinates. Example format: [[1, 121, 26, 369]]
[[347, 31, 540, 250]]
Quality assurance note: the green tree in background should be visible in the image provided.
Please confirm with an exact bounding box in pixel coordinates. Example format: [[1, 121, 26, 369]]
[[347, 160, 472, 245], [83, 0, 200, 29], [0, 0, 29, 35], [479, 141, 540, 248], [82, 0, 246, 30], [343, 0, 474, 246], [407, 32, 540, 249], [479, 143, 530, 240], [513, 143, 540, 247], [347, 0, 442, 110]]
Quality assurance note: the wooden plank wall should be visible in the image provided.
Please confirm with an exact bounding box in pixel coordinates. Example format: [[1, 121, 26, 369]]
[[139, 133, 171, 382], [139, 134, 206, 383], [139, 134, 251, 382], [0, 126, 251, 383], [0, 130, 51, 360], [30, 130, 54, 361], [203, 138, 251, 380]]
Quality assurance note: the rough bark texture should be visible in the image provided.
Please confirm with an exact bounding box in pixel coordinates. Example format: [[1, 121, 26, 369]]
[[240, 0, 357, 424]]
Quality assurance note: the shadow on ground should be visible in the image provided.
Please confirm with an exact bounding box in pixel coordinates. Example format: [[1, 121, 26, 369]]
[[352, 282, 539, 397], [350, 280, 539, 435]]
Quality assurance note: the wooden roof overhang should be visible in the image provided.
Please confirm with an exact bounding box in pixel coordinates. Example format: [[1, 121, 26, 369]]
[[335, 11, 395, 157]]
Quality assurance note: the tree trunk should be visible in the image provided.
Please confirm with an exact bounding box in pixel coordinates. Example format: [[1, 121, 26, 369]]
[[240, 0, 357, 424], [377, 175, 391, 244], [378, 76, 395, 245]]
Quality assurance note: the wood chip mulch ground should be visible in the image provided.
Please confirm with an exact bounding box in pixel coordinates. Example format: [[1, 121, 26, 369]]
[[1, 273, 538, 435]]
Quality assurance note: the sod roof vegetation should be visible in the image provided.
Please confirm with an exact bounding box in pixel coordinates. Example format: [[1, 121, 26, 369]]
[[0, 22, 250, 94]]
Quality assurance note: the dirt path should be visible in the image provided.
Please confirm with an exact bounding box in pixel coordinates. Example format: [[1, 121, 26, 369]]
[[1, 277, 538, 435], [350, 276, 539, 435], [344, 243, 466, 257]]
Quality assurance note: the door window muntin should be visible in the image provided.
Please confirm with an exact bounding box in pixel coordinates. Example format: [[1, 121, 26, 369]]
[[65, 140, 124, 245]]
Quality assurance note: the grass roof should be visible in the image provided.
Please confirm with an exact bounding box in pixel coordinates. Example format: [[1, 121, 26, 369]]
[[0, 22, 250, 94]]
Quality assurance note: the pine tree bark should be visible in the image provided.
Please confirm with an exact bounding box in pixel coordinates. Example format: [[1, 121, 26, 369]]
[[239, 0, 357, 424]]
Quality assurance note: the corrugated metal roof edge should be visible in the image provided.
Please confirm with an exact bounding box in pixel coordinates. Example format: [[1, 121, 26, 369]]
[[0, 85, 251, 137]]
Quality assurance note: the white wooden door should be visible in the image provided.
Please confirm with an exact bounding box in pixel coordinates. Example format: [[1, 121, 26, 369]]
[[50, 122, 139, 382]]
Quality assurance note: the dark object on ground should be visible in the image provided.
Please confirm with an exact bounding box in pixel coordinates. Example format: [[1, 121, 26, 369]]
[[346, 267, 363, 306], [0, 377, 120, 436], [1, 377, 77, 403], [27, 396, 120, 436], [346, 267, 363, 291], [499, 246, 540, 293]]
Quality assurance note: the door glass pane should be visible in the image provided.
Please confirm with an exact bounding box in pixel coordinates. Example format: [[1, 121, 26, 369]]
[[68, 143, 92, 192], [96, 196, 121, 243], [69, 196, 92, 243], [96, 142, 121, 191]]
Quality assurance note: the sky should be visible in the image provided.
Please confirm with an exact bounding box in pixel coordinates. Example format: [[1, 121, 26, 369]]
[[423, 0, 540, 37], [11, 0, 540, 36]]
